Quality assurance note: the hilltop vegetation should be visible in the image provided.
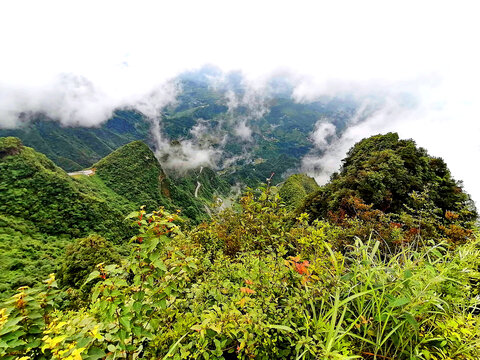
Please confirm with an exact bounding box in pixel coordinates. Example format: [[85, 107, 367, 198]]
[[1, 133, 479, 359], [94, 141, 174, 212], [301, 133, 477, 251], [94, 140, 229, 222]]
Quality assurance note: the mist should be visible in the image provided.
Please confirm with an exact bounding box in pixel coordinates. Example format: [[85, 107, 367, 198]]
[[1, 0, 479, 200]]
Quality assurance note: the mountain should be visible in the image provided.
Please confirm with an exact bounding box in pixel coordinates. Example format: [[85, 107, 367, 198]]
[[0, 137, 133, 240], [0, 72, 360, 187], [302, 132, 477, 222], [0, 137, 133, 296], [0, 110, 150, 171], [278, 173, 320, 210], [0, 137, 228, 298], [93, 140, 174, 211], [93, 140, 229, 221]]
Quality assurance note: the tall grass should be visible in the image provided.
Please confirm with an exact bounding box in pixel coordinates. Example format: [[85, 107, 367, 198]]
[[295, 236, 480, 359]]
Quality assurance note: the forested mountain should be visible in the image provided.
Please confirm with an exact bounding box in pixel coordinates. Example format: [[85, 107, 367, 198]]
[[0, 111, 149, 171], [1, 132, 479, 359], [0, 71, 359, 186], [0, 137, 227, 297]]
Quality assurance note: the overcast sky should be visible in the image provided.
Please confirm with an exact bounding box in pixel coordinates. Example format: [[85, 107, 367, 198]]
[[1, 0, 479, 202]]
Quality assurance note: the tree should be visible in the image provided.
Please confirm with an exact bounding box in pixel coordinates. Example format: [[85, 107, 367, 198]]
[[57, 234, 121, 290]]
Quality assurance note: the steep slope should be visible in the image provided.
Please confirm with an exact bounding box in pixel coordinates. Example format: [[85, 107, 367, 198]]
[[94, 141, 173, 211], [0, 137, 231, 299], [93, 141, 230, 222], [0, 110, 150, 171], [0, 137, 137, 299], [0, 137, 134, 240]]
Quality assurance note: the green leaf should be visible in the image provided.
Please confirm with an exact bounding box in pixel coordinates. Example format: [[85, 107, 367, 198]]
[[86, 347, 107, 360], [119, 317, 131, 332], [341, 272, 354, 282], [84, 270, 100, 285], [266, 324, 294, 332], [389, 297, 410, 308], [153, 259, 167, 272], [133, 301, 142, 313], [404, 313, 419, 330], [125, 211, 139, 219], [154, 298, 167, 310], [6, 338, 26, 348], [162, 333, 188, 360]]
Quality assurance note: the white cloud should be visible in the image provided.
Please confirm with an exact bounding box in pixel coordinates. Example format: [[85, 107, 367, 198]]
[[233, 120, 253, 142], [0, 0, 479, 201]]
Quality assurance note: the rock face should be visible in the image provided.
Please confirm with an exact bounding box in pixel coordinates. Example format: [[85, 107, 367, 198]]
[[0, 137, 23, 158]]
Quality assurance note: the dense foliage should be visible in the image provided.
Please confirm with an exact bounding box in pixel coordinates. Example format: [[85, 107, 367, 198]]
[[279, 174, 320, 210], [303, 133, 476, 219], [0, 137, 132, 240], [94, 141, 174, 212], [1, 133, 479, 359], [57, 234, 122, 294], [1, 186, 479, 359], [0, 137, 227, 298], [94, 141, 229, 223], [0, 214, 69, 299], [301, 133, 477, 249]]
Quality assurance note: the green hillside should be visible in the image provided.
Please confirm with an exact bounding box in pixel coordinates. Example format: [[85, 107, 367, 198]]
[[93, 141, 230, 222], [0, 74, 358, 188], [0, 137, 229, 299], [1, 133, 479, 359], [0, 137, 132, 240], [94, 141, 174, 211], [0, 111, 150, 171], [0, 137, 134, 298]]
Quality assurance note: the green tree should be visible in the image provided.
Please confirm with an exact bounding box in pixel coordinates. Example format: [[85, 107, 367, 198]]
[[301, 133, 477, 233], [57, 234, 121, 290]]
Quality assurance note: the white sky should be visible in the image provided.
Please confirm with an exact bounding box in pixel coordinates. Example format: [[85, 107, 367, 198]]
[[1, 0, 480, 202]]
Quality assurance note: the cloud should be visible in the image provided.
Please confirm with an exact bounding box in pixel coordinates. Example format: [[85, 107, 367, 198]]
[[233, 120, 253, 142], [309, 121, 337, 149], [301, 82, 480, 204], [155, 139, 221, 174], [0, 0, 479, 200]]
